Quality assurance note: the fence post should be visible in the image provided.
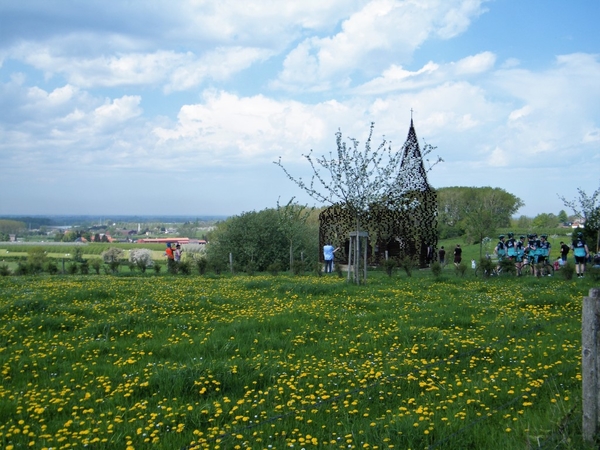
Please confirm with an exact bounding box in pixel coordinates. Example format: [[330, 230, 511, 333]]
[[583, 287, 600, 444], [229, 252, 233, 274]]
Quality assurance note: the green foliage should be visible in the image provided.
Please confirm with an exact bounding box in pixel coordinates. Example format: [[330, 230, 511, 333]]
[[101, 247, 124, 263], [267, 261, 282, 276], [15, 262, 29, 275], [430, 261, 442, 278], [194, 257, 208, 275], [455, 262, 467, 277], [72, 246, 84, 262], [67, 262, 79, 275], [206, 208, 315, 272], [438, 187, 523, 257], [90, 259, 101, 275], [499, 258, 517, 275], [0, 219, 26, 235], [153, 262, 162, 274], [45, 260, 59, 275], [0, 264, 10, 276], [561, 262, 576, 280], [178, 260, 192, 275], [399, 256, 414, 277], [27, 247, 47, 274], [79, 261, 89, 275], [291, 260, 305, 276], [334, 262, 344, 278], [383, 258, 397, 277], [532, 213, 559, 229], [478, 257, 495, 278]]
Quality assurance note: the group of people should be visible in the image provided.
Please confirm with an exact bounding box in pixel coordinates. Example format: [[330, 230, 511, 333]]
[[492, 231, 591, 278], [323, 233, 594, 277], [437, 245, 462, 267], [165, 242, 183, 271]]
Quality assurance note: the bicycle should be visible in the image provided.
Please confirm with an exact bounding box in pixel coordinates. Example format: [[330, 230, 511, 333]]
[[520, 256, 554, 277]]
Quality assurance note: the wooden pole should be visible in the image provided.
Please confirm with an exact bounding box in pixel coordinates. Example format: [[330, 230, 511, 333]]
[[583, 287, 600, 443]]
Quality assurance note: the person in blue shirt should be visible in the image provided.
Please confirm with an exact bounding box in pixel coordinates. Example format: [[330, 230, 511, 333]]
[[538, 235, 551, 264], [494, 235, 506, 260], [572, 232, 590, 278], [506, 232, 517, 259], [323, 242, 340, 273]]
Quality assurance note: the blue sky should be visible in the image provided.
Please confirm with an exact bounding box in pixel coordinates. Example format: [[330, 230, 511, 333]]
[[0, 0, 598, 218]]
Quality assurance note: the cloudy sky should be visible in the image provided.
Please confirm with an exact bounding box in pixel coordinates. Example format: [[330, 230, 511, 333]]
[[0, 0, 598, 218]]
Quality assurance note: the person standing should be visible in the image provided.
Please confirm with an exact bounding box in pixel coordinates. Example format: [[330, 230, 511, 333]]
[[438, 246, 446, 266], [506, 233, 517, 260], [453, 244, 462, 266], [560, 241, 570, 263], [323, 242, 339, 273], [572, 232, 589, 278], [174, 243, 183, 262], [165, 242, 175, 273]]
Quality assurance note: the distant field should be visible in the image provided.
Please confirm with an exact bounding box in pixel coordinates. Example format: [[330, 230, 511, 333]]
[[0, 271, 591, 449]]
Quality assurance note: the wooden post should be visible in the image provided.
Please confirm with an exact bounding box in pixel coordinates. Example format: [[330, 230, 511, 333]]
[[583, 287, 600, 444], [348, 231, 368, 283], [229, 253, 233, 274]]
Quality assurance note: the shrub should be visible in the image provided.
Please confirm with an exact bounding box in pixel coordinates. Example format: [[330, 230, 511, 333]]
[[267, 261, 282, 276], [211, 260, 225, 275], [67, 263, 79, 275], [15, 262, 29, 276], [136, 259, 149, 273], [383, 259, 397, 277], [245, 261, 257, 276], [499, 258, 516, 275], [101, 247, 124, 264], [108, 260, 120, 274], [195, 257, 208, 275], [128, 262, 137, 273], [179, 261, 192, 275], [430, 261, 442, 278], [79, 261, 89, 275], [455, 262, 467, 277], [153, 262, 162, 274], [46, 260, 59, 275], [334, 263, 344, 278], [562, 262, 575, 280], [314, 261, 323, 277], [130, 249, 153, 273], [399, 256, 414, 277], [291, 260, 305, 276], [0, 264, 10, 276], [478, 258, 495, 278], [90, 259, 101, 275]]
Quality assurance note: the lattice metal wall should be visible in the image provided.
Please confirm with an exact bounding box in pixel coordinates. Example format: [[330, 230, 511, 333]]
[[319, 120, 438, 268]]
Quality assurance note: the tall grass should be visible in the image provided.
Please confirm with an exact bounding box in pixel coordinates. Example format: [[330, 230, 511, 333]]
[[0, 272, 593, 449]]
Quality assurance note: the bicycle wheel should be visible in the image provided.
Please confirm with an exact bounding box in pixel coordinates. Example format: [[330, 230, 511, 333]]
[[521, 263, 532, 276], [542, 263, 554, 277]]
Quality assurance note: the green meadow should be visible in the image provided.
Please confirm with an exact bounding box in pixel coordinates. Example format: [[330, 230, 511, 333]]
[[0, 271, 595, 449]]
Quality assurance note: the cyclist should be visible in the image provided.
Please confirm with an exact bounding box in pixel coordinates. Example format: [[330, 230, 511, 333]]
[[506, 232, 517, 259], [516, 235, 526, 275], [538, 234, 552, 276], [526, 234, 540, 275], [572, 231, 590, 278], [494, 235, 506, 274]]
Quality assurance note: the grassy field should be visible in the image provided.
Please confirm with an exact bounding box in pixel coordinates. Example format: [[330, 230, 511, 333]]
[[0, 270, 595, 449]]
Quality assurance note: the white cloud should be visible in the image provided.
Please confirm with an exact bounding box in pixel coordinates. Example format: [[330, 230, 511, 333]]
[[273, 0, 486, 91], [453, 51, 496, 74]]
